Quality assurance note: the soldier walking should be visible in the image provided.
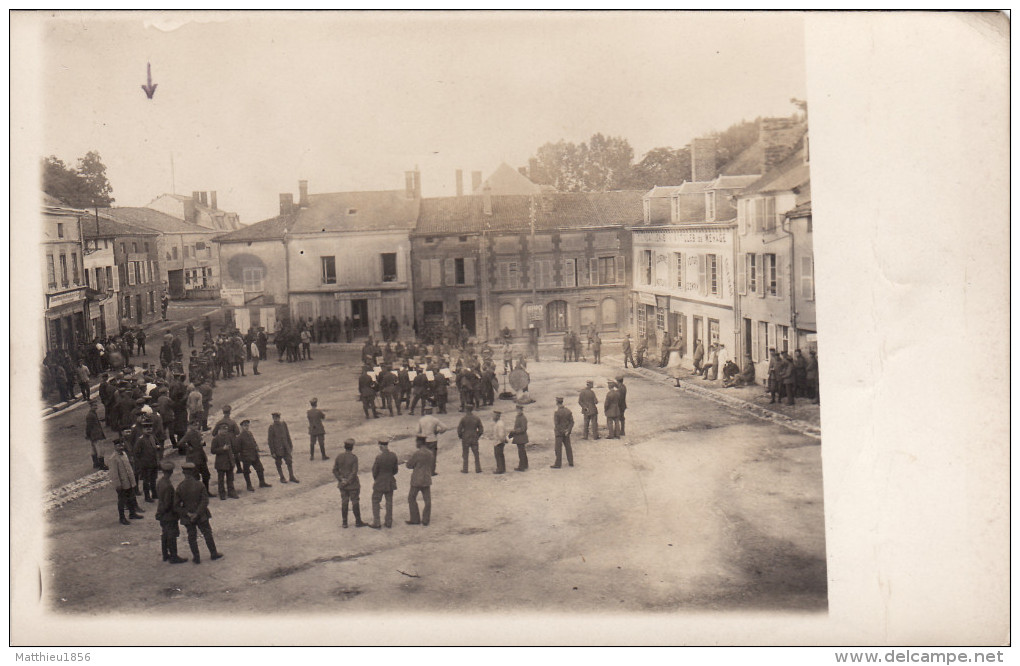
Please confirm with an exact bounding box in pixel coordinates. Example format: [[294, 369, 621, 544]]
[[551, 397, 574, 469], [175, 462, 223, 564], [405, 438, 434, 526], [369, 440, 399, 529], [237, 419, 272, 491], [155, 460, 188, 563], [85, 400, 109, 470], [332, 439, 367, 528], [268, 412, 299, 483], [457, 405, 484, 474]]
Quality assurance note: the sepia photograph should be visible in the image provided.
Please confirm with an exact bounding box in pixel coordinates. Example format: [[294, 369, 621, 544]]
[[9, 10, 1009, 650]]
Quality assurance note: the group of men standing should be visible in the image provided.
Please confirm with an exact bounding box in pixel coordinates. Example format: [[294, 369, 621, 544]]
[[766, 348, 820, 405]]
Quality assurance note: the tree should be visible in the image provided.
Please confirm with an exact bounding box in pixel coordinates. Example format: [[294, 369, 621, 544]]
[[42, 151, 115, 207], [530, 134, 635, 192], [623, 146, 692, 190]]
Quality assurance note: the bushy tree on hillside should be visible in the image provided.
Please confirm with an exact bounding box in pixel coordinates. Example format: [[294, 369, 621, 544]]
[[42, 151, 115, 208]]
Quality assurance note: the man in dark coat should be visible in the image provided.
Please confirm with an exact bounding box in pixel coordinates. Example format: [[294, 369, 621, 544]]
[[213, 405, 243, 474], [457, 405, 484, 474], [175, 462, 223, 564], [604, 381, 622, 439], [780, 352, 796, 405], [332, 439, 367, 528], [551, 397, 574, 469], [622, 334, 636, 368], [408, 369, 428, 415], [267, 412, 299, 483], [379, 367, 401, 416], [109, 437, 144, 525], [306, 397, 329, 460], [369, 440, 399, 529], [793, 349, 808, 397], [134, 420, 161, 503], [578, 380, 600, 440], [237, 419, 271, 491], [807, 350, 820, 404], [181, 421, 211, 493], [509, 404, 529, 471], [358, 367, 381, 419], [155, 460, 188, 563], [615, 375, 628, 436], [210, 425, 240, 500], [405, 439, 434, 526], [85, 400, 108, 470]]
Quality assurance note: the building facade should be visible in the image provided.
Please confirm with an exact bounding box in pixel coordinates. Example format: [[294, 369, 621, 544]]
[[211, 214, 290, 334], [734, 145, 812, 382], [146, 191, 241, 231], [41, 195, 89, 352]]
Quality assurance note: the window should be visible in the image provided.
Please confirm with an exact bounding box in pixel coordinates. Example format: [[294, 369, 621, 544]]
[[546, 300, 568, 332], [708, 318, 720, 346], [71, 253, 80, 285], [84, 267, 90, 287], [127, 262, 136, 286], [656, 306, 666, 332], [57, 223, 65, 238], [425, 237, 435, 244], [134, 262, 142, 284], [46, 255, 56, 289], [132, 243, 138, 253], [123, 294, 131, 318], [166, 251, 172, 261], [640, 250, 652, 285], [458, 236, 468, 243], [562, 259, 577, 288], [420, 258, 442, 288], [674, 252, 684, 290], [636, 304, 647, 340], [171, 246, 178, 260], [777, 324, 789, 353], [497, 261, 520, 290], [148, 291, 155, 313], [381, 253, 397, 282], [801, 256, 814, 301], [601, 298, 618, 327], [59, 255, 69, 287], [765, 253, 779, 296], [321, 256, 337, 284], [705, 191, 715, 221], [145, 242, 150, 252], [120, 243, 126, 256], [195, 241, 205, 251], [106, 266, 114, 290], [747, 253, 758, 293], [596, 257, 615, 285], [707, 254, 718, 296], [454, 258, 465, 285]]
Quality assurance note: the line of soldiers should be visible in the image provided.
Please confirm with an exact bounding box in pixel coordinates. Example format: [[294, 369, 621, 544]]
[[766, 348, 820, 405]]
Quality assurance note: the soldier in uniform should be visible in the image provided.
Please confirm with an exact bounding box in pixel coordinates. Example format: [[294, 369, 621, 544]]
[[604, 380, 622, 439], [490, 409, 508, 474], [181, 420, 211, 494], [551, 397, 574, 469], [358, 366, 381, 419], [433, 371, 449, 414], [332, 439, 367, 528], [268, 412, 300, 483], [416, 405, 447, 476], [457, 404, 484, 474], [306, 397, 329, 460], [509, 404, 529, 471], [578, 380, 600, 440], [622, 334, 636, 368], [408, 367, 428, 415], [135, 419, 161, 503], [155, 460, 188, 563], [213, 405, 243, 475], [369, 439, 399, 529], [379, 366, 401, 416], [592, 333, 602, 364], [237, 419, 272, 491], [210, 421, 240, 500], [109, 437, 144, 525], [615, 375, 628, 436], [175, 462, 224, 564], [85, 400, 108, 470], [405, 438, 434, 526]]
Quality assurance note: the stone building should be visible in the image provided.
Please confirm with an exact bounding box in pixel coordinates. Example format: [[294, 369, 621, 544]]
[[41, 194, 89, 352], [146, 191, 241, 232]]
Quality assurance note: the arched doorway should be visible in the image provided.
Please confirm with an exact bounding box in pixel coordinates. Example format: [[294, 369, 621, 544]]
[[546, 300, 568, 332]]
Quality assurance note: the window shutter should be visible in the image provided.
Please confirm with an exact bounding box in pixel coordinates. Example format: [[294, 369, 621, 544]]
[[751, 320, 759, 363], [757, 254, 766, 298], [577, 259, 588, 287], [739, 200, 748, 235], [698, 254, 707, 296], [801, 256, 814, 300], [615, 256, 625, 284], [737, 252, 746, 296], [768, 323, 776, 351], [465, 257, 475, 286], [755, 199, 764, 232], [589, 258, 598, 286], [776, 254, 784, 299]]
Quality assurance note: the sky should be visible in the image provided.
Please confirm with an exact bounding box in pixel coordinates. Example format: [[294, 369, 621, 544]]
[[35, 11, 806, 225]]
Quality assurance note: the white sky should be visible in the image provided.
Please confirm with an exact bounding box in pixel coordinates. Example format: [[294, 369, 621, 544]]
[[38, 10, 806, 224]]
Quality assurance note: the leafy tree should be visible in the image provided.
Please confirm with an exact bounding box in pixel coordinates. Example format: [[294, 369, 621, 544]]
[[42, 151, 115, 207], [711, 118, 761, 170], [530, 134, 635, 192], [623, 146, 692, 190]]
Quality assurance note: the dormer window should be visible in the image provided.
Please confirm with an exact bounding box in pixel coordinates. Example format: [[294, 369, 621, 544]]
[[642, 199, 650, 225], [705, 191, 716, 221]]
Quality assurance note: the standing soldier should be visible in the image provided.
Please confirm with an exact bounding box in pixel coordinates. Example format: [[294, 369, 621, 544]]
[[592, 333, 602, 365], [509, 404, 529, 471], [175, 462, 224, 564], [181, 420, 211, 494], [780, 352, 796, 406], [578, 380, 600, 440], [210, 423, 240, 500], [433, 371, 449, 414], [75, 360, 91, 401], [306, 397, 329, 460], [457, 404, 484, 474], [405, 438, 434, 526], [551, 397, 574, 469], [622, 334, 635, 368], [237, 419, 272, 491], [109, 438, 144, 525], [416, 405, 447, 476], [490, 409, 508, 474], [332, 439, 367, 528], [358, 366, 381, 419], [155, 460, 188, 564], [186, 322, 195, 347], [135, 420, 161, 503], [379, 366, 401, 416], [369, 440, 399, 529], [213, 405, 243, 475], [136, 328, 147, 356], [198, 378, 213, 432], [250, 338, 261, 376], [562, 332, 572, 363], [502, 341, 514, 374], [615, 375, 628, 437], [807, 350, 820, 405], [604, 380, 622, 439], [85, 400, 109, 470], [408, 367, 428, 415], [267, 412, 299, 484]]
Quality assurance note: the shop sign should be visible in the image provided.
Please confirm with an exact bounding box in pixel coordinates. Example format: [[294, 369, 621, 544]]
[[221, 288, 245, 306], [636, 291, 657, 306], [47, 289, 85, 309]]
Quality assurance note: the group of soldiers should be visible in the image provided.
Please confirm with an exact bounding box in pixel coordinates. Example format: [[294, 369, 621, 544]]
[[562, 329, 603, 364], [765, 348, 820, 405]]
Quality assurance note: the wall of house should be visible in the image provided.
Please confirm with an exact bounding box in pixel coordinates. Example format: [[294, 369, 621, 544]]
[[161, 232, 221, 296], [217, 240, 289, 305], [112, 234, 165, 328], [410, 233, 482, 336], [42, 210, 89, 352]]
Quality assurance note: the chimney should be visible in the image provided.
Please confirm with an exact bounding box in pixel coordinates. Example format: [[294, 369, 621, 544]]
[[471, 171, 482, 193], [199, 191, 208, 206], [482, 184, 492, 216], [405, 171, 416, 199], [298, 180, 309, 208], [455, 169, 463, 197], [690, 137, 718, 182], [279, 193, 294, 216], [210, 191, 218, 210], [413, 167, 422, 199], [192, 191, 201, 202]]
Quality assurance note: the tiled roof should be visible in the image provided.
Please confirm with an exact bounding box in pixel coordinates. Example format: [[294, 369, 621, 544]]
[[82, 213, 159, 239], [97, 207, 215, 234], [740, 147, 810, 196], [213, 215, 292, 243], [415, 191, 645, 235], [786, 200, 812, 219], [676, 181, 711, 195], [287, 190, 420, 234], [645, 185, 685, 198], [708, 174, 760, 190]]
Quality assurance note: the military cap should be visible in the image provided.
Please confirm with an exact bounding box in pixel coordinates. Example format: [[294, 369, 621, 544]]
[[159, 460, 175, 472], [377, 439, 389, 446], [516, 404, 525, 410], [555, 397, 564, 403], [310, 398, 318, 406], [344, 438, 356, 449], [222, 405, 232, 413], [586, 380, 594, 386], [271, 411, 281, 417], [240, 419, 250, 426], [181, 462, 196, 470], [615, 375, 624, 382], [492, 409, 502, 415]]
